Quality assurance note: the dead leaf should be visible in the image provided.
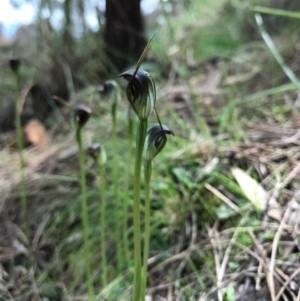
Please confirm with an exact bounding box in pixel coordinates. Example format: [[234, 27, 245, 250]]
[[267, 197, 282, 222], [23, 119, 49, 146]]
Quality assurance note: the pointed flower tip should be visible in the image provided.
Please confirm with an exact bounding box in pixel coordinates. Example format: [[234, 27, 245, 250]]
[[143, 123, 173, 161], [74, 104, 92, 129], [118, 69, 156, 120]]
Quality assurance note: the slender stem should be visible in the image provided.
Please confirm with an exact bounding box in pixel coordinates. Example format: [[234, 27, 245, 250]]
[[133, 118, 147, 301], [75, 128, 94, 300], [123, 117, 134, 266], [141, 159, 152, 301], [255, 13, 300, 90], [14, 72, 28, 237], [111, 103, 122, 272], [97, 158, 107, 287]]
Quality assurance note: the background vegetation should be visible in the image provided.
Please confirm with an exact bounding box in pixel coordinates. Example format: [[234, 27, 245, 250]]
[[1, 0, 300, 300]]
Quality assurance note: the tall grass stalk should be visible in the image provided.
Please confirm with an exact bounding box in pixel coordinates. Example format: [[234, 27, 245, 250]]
[[111, 98, 123, 272], [94, 145, 108, 287], [236, 83, 296, 105], [123, 107, 135, 267], [10, 58, 28, 237], [219, 63, 242, 139], [252, 6, 300, 19], [74, 106, 94, 299], [255, 13, 300, 90]]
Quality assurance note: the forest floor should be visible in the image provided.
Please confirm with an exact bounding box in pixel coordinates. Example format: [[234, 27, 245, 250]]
[[1, 1, 300, 301]]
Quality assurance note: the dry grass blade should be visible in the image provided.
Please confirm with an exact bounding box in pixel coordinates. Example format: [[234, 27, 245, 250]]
[[205, 183, 241, 214], [268, 205, 291, 299], [207, 224, 222, 301]]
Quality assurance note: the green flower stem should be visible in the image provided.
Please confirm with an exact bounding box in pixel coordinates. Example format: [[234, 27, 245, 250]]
[[75, 128, 94, 300], [133, 118, 148, 301], [123, 117, 134, 266], [14, 72, 28, 237], [141, 159, 152, 301], [97, 157, 107, 287], [111, 102, 122, 272]]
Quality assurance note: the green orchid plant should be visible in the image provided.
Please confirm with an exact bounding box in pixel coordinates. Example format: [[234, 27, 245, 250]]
[[141, 123, 173, 300], [74, 104, 94, 300], [87, 142, 108, 287], [118, 34, 174, 301]]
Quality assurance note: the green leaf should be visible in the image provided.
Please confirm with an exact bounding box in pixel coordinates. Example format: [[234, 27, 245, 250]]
[[225, 286, 235, 301], [231, 167, 266, 211]]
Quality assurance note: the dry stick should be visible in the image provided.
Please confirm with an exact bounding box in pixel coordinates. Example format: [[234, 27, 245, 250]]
[[248, 230, 269, 291], [248, 228, 296, 300], [296, 287, 300, 301], [259, 162, 300, 298], [207, 225, 223, 301], [274, 266, 300, 301], [203, 268, 258, 301], [256, 259, 264, 290], [219, 217, 246, 282], [242, 177, 282, 296], [275, 267, 298, 300], [268, 206, 291, 300], [201, 221, 244, 301], [249, 230, 297, 299], [210, 218, 245, 300], [148, 239, 209, 274], [205, 183, 241, 214], [242, 234, 268, 295], [276, 271, 298, 301]]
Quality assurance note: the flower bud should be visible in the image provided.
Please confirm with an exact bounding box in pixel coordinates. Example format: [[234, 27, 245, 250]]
[[87, 142, 106, 164], [74, 104, 91, 129], [9, 57, 21, 74], [87, 143, 101, 161], [98, 80, 120, 106], [143, 123, 173, 161], [118, 69, 156, 120]]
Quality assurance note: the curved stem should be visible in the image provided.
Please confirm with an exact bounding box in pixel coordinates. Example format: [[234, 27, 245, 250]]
[[76, 128, 94, 299], [133, 118, 147, 301], [98, 158, 107, 287], [141, 159, 152, 301]]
